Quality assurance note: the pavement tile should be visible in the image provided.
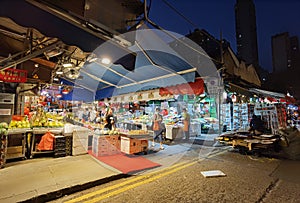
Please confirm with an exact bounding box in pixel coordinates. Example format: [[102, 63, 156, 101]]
[[0, 154, 122, 202]]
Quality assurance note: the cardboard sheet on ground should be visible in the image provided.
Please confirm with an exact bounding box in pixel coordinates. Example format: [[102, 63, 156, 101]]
[[201, 170, 226, 178]]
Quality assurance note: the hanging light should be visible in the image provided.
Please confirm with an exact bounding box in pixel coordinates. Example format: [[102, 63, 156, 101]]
[[101, 57, 111, 65], [62, 89, 69, 94], [62, 62, 74, 68]]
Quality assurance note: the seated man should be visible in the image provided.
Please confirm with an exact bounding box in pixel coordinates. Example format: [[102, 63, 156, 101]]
[[249, 115, 265, 135]]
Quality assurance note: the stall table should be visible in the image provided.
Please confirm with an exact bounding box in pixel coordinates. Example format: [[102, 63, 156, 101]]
[[30, 128, 63, 158], [6, 128, 31, 160]]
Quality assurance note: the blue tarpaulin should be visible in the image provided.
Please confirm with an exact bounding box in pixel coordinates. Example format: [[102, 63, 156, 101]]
[[60, 28, 217, 101]]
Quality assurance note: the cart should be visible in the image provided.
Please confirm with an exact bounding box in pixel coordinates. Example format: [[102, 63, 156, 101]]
[[216, 130, 289, 155]]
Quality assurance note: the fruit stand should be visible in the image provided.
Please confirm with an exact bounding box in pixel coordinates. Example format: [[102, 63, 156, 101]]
[[30, 127, 63, 158], [6, 128, 31, 160], [91, 129, 152, 156], [0, 123, 8, 168]]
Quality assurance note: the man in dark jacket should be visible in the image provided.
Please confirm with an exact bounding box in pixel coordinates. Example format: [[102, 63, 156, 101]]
[[249, 115, 265, 135]]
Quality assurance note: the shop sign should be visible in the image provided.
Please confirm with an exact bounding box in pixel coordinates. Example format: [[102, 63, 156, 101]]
[[0, 68, 27, 83]]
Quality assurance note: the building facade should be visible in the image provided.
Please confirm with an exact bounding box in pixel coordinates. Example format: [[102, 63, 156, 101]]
[[272, 32, 300, 73], [235, 0, 259, 69]]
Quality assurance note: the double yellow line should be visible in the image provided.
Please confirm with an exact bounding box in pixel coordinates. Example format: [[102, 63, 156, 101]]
[[64, 160, 194, 203], [65, 149, 226, 203]]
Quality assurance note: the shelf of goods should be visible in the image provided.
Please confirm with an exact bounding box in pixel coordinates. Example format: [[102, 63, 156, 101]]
[[30, 128, 63, 158], [220, 104, 232, 131], [254, 103, 279, 134], [7, 128, 31, 160], [232, 104, 241, 130]]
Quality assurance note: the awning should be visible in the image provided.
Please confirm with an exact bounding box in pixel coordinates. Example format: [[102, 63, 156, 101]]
[[70, 28, 199, 100], [159, 78, 204, 96], [249, 88, 286, 99], [61, 27, 220, 101], [226, 83, 254, 97]]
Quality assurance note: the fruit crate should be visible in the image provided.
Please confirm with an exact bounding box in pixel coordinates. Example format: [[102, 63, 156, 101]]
[[0, 132, 8, 168], [120, 136, 148, 155]]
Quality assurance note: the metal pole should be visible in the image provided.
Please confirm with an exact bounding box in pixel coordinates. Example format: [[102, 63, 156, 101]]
[[218, 30, 224, 135]]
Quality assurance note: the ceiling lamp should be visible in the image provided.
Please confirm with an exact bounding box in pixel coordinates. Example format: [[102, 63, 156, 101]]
[[62, 62, 74, 68], [62, 89, 69, 94], [62, 66, 80, 80], [101, 57, 111, 65]]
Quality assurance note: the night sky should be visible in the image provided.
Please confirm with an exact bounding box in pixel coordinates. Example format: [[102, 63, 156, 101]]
[[148, 0, 300, 73]]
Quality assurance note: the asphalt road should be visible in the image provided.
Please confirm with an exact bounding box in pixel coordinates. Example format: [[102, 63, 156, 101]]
[[48, 143, 300, 203]]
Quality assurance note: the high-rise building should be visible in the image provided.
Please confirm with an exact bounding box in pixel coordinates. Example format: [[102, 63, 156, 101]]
[[290, 36, 300, 70], [271, 32, 300, 73], [235, 0, 259, 69]]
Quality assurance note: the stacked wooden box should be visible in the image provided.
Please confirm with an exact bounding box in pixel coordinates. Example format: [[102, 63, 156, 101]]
[[54, 136, 66, 158], [92, 135, 121, 156], [120, 136, 148, 155], [65, 134, 73, 156]]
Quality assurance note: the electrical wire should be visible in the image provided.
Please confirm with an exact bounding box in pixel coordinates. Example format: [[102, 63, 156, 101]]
[[143, 0, 223, 65], [162, 0, 198, 29], [161, 0, 223, 47]]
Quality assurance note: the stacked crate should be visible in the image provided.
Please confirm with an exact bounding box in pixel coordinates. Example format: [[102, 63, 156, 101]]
[[72, 128, 90, 156], [65, 134, 73, 156], [120, 136, 148, 155], [54, 136, 66, 158], [0, 132, 8, 168], [92, 135, 121, 156]]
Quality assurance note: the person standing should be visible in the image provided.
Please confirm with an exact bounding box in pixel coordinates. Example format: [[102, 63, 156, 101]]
[[182, 108, 191, 140], [104, 108, 115, 130], [89, 107, 97, 123], [152, 107, 164, 150]]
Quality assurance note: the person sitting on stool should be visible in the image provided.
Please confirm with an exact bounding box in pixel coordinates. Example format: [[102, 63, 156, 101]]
[[249, 114, 265, 135]]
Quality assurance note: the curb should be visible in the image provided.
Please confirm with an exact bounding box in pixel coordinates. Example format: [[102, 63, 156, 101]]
[[20, 173, 130, 203]]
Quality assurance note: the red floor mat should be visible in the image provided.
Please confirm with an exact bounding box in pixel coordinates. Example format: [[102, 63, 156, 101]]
[[89, 151, 161, 174]]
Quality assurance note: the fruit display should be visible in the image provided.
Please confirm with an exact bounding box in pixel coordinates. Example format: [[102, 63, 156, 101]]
[[30, 107, 64, 128], [0, 122, 8, 168], [128, 130, 148, 135], [9, 119, 31, 129], [94, 128, 120, 135]]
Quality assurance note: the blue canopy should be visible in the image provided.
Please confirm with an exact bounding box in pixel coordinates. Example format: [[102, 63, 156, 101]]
[[60, 28, 217, 101]]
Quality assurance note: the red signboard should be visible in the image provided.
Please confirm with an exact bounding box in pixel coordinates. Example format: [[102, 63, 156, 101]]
[[0, 68, 27, 82]]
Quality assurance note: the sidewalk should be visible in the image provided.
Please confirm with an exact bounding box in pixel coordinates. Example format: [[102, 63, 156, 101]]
[[0, 154, 124, 203], [1, 136, 206, 203]]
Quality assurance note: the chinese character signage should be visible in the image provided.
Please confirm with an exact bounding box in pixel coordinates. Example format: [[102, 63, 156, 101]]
[[0, 68, 27, 83]]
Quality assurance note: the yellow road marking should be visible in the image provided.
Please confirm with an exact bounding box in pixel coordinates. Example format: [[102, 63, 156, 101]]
[[86, 161, 198, 203], [64, 161, 189, 203], [65, 149, 227, 203]]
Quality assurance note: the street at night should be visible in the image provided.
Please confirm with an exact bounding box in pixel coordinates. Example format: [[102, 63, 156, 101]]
[[0, 1, 300, 202], [49, 130, 300, 203]]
